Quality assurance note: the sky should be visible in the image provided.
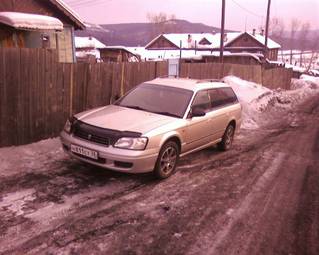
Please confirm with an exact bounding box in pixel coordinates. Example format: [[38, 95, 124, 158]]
[[64, 0, 319, 31]]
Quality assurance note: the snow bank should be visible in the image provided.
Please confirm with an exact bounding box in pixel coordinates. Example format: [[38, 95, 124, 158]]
[[292, 75, 319, 90], [224, 75, 319, 129]]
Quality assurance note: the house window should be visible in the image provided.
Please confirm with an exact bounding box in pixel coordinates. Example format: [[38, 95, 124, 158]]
[[41, 33, 50, 48]]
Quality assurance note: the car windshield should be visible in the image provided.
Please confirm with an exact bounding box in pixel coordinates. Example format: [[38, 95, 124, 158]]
[[115, 83, 193, 118]]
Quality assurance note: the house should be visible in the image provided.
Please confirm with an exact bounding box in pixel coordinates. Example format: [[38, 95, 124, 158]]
[[0, 0, 85, 62], [145, 33, 215, 50], [99, 46, 140, 62], [75, 36, 106, 62], [145, 31, 281, 61], [224, 30, 281, 61]]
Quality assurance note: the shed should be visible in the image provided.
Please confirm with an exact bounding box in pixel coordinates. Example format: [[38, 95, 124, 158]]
[[75, 36, 107, 62], [0, 0, 85, 63], [100, 46, 140, 62]]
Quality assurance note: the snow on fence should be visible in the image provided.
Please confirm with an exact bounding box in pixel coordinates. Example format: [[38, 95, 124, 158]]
[[180, 63, 292, 90], [0, 48, 292, 147]]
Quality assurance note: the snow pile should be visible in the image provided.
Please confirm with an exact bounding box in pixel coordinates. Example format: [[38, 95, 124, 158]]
[[292, 75, 319, 90], [224, 75, 319, 129]]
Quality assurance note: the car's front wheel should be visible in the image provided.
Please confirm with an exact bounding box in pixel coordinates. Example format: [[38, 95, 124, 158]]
[[218, 124, 235, 151], [154, 141, 179, 179]]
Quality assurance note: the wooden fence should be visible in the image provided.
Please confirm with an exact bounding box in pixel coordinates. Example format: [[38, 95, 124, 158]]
[[0, 48, 292, 147], [180, 63, 292, 90], [0, 49, 167, 147]]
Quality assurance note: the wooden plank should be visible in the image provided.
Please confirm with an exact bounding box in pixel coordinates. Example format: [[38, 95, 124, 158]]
[[56, 62, 66, 129], [3, 48, 20, 145], [0, 48, 5, 146], [100, 63, 113, 105], [19, 48, 29, 144]]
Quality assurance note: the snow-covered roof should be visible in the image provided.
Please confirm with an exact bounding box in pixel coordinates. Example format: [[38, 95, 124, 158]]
[[0, 12, 63, 30], [48, 0, 85, 30], [75, 36, 107, 49], [146, 33, 217, 49], [249, 33, 281, 49], [146, 32, 281, 50], [102, 46, 140, 57], [224, 32, 281, 49]]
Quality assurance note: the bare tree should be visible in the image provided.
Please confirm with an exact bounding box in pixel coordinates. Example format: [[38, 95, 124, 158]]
[[269, 17, 285, 61], [298, 22, 310, 66], [289, 18, 301, 64], [269, 17, 285, 38], [147, 12, 177, 39], [306, 31, 319, 71]]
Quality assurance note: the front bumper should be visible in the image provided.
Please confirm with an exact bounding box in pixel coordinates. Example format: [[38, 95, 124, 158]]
[[60, 131, 159, 173]]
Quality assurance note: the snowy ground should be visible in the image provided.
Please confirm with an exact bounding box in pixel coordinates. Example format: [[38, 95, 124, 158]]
[[0, 76, 319, 254]]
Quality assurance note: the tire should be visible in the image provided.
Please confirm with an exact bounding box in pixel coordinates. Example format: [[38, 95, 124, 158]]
[[218, 124, 235, 151], [154, 141, 179, 179]]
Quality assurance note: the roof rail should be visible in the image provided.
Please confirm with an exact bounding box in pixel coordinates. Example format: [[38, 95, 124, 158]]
[[157, 75, 177, 79], [196, 79, 224, 83]]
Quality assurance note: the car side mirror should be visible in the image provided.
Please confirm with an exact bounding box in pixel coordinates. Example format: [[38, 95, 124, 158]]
[[191, 107, 206, 117]]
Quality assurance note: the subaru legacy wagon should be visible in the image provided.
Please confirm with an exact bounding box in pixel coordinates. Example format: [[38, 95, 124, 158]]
[[60, 78, 241, 179]]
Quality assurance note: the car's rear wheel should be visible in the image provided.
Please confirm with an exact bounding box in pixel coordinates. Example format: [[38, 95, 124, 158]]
[[154, 141, 179, 179], [218, 124, 235, 151]]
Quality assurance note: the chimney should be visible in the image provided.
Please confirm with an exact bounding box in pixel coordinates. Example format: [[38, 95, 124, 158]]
[[252, 28, 256, 35], [260, 29, 265, 36]]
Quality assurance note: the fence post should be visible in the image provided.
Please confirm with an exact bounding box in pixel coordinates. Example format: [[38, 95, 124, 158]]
[[120, 62, 125, 96], [69, 64, 74, 116]]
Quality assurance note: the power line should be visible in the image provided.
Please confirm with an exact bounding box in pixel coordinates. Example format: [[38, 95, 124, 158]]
[[230, 0, 264, 19], [66, 0, 111, 8]]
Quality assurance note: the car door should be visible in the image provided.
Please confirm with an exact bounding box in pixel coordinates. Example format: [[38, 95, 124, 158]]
[[183, 90, 213, 152], [207, 88, 233, 140]]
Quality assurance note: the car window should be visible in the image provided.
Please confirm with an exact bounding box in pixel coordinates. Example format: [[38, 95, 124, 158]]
[[192, 90, 211, 112], [209, 88, 238, 108], [115, 83, 193, 118]]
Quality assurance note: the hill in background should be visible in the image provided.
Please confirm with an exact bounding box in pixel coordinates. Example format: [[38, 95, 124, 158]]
[[75, 19, 319, 50], [75, 19, 231, 47]]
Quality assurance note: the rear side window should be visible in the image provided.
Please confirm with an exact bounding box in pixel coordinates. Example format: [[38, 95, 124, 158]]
[[209, 88, 238, 108], [192, 90, 211, 112]]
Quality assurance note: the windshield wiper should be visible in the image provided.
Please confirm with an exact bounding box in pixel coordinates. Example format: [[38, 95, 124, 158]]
[[121, 105, 148, 111], [151, 111, 180, 118]]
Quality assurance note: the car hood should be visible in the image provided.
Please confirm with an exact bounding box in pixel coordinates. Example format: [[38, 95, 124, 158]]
[[75, 105, 176, 134]]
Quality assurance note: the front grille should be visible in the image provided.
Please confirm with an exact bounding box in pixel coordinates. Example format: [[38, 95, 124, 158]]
[[74, 128, 110, 146], [72, 120, 142, 147]]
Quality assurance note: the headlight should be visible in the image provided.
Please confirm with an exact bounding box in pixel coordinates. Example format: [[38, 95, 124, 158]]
[[114, 137, 148, 150], [64, 117, 75, 133]]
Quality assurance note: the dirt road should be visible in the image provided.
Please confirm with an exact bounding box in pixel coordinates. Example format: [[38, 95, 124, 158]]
[[0, 94, 319, 255]]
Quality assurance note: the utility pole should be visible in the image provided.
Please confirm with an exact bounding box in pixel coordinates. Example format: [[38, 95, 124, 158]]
[[264, 0, 271, 58], [220, 0, 226, 63]]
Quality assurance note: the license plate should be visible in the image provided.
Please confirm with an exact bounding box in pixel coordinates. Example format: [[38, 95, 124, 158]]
[[71, 144, 98, 160]]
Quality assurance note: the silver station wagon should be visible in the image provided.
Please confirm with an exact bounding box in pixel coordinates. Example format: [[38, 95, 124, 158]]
[[60, 78, 241, 179]]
